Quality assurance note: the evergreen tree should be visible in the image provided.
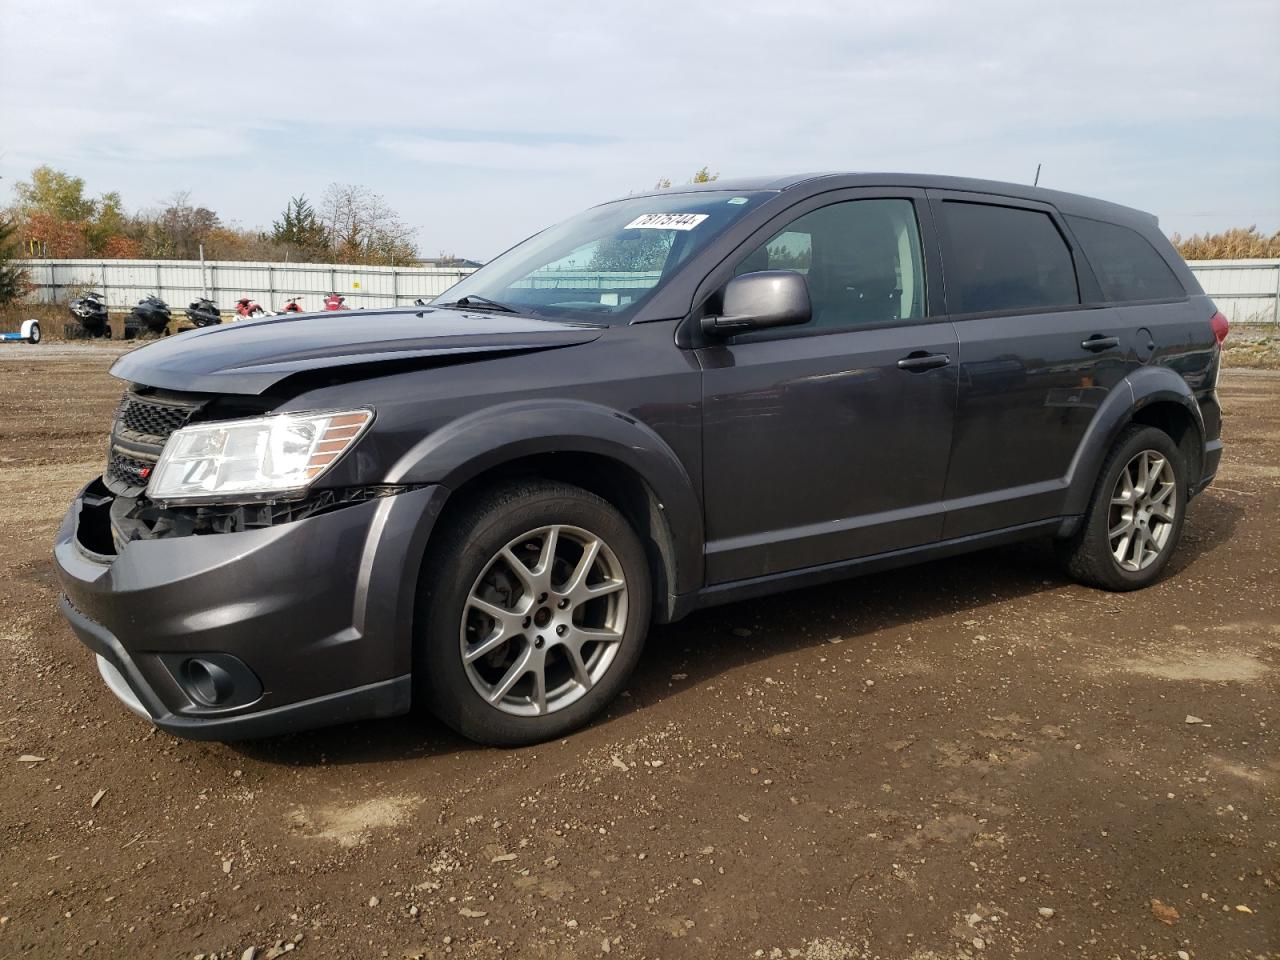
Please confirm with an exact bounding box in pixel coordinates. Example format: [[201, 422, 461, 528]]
[[272, 195, 330, 257], [0, 218, 30, 307]]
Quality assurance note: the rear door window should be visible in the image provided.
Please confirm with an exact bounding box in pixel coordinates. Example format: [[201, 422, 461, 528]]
[[1066, 216, 1184, 302], [939, 201, 1079, 314]]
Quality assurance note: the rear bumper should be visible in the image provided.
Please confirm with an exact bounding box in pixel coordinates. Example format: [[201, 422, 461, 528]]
[[53, 480, 448, 740], [1194, 437, 1223, 496]]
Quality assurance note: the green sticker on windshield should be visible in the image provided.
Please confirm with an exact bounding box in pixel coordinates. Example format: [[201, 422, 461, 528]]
[[727, 197, 749, 204]]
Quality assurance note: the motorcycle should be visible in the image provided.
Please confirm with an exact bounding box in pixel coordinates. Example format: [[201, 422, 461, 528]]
[[68, 291, 111, 339], [323, 293, 347, 311], [185, 297, 222, 328], [235, 296, 268, 319], [280, 296, 304, 313], [130, 295, 171, 337]]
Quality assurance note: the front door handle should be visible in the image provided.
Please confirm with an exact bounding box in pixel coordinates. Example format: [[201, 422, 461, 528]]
[[897, 351, 951, 372], [1081, 335, 1120, 352]]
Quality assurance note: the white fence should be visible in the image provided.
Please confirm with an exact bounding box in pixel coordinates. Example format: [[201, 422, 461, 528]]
[[15, 256, 1280, 324], [1186, 259, 1279, 325], [17, 258, 478, 313]]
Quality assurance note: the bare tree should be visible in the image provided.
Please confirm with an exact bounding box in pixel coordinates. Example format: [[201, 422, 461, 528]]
[[145, 191, 221, 259], [320, 183, 417, 265]]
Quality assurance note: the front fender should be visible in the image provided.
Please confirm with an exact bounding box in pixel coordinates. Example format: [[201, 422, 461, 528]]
[[384, 399, 704, 597], [1062, 365, 1205, 518]]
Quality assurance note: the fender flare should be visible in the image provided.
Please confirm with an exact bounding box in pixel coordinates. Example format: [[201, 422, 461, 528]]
[[385, 399, 704, 598], [1062, 365, 1205, 518]]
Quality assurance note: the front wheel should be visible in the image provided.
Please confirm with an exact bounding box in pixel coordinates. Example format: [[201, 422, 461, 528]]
[[1057, 424, 1187, 591], [416, 481, 651, 746]]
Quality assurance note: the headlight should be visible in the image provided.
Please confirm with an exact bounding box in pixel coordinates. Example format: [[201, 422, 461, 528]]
[[147, 409, 373, 505]]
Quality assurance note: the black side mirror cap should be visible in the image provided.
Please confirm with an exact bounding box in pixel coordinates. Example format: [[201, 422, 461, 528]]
[[701, 270, 811, 337]]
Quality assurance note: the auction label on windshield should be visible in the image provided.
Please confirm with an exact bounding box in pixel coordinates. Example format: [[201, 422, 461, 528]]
[[624, 213, 708, 231]]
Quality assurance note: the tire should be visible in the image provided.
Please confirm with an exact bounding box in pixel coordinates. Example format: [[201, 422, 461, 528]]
[[415, 480, 651, 746], [1056, 424, 1187, 591], [23, 321, 40, 344]]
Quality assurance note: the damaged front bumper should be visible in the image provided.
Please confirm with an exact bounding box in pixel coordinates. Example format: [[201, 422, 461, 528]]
[[52, 479, 448, 740]]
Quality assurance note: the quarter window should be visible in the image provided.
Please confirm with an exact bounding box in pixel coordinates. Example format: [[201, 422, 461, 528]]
[[734, 199, 926, 330], [940, 201, 1079, 313], [1066, 216, 1184, 302]]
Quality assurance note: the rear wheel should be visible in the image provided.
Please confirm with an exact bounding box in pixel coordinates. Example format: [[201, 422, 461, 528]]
[[416, 480, 651, 746], [1057, 424, 1186, 590]]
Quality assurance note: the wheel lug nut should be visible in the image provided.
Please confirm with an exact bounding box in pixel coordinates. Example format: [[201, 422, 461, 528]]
[[538, 592, 548, 603], [556, 625, 567, 636], [534, 636, 544, 648], [521, 616, 531, 629], [557, 598, 569, 609]]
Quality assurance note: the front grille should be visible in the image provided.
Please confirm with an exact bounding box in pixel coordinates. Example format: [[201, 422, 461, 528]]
[[104, 389, 208, 496], [118, 394, 198, 440]]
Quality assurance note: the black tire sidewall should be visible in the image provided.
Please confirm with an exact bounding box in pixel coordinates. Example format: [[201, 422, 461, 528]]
[[1086, 426, 1187, 588], [417, 484, 651, 746]]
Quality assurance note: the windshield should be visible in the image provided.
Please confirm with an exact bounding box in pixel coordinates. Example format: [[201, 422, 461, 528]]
[[435, 191, 770, 322]]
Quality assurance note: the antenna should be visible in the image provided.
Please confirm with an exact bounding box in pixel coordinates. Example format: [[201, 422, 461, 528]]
[[1033, 163, 1042, 187]]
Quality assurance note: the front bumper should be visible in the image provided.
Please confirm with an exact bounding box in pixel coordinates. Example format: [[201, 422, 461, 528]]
[[53, 480, 448, 740]]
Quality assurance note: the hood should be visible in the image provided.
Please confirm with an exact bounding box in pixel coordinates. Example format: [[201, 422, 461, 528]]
[[109, 307, 604, 395]]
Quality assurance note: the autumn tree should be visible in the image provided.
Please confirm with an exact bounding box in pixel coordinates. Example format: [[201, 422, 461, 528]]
[[20, 212, 90, 257], [142, 192, 222, 259], [0, 217, 30, 306], [654, 167, 720, 190], [13, 165, 97, 222], [320, 183, 417, 265]]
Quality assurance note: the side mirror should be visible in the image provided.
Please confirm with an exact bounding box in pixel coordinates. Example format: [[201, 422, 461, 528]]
[[701, 271, 811, 337]]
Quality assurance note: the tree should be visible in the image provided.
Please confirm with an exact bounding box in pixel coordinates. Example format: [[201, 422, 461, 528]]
[[21, 211, 90, 257], [271, 195, 330, 259], [0, 217, 31, 306], [145, 192, 221, 259], [85, 191, 128, 254], [654, 167, 720, 190], [1171, 226, 1280, 260], [320, 183, 417, 265], [12, 165, 97, 222]]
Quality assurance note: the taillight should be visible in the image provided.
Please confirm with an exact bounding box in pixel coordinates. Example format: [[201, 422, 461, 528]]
[[1210, 311, 1229, 345]]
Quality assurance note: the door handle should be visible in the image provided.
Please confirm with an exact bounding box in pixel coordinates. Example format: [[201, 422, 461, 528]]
[[1081, 335, 1120, 352], [897, 351, 951, 372]]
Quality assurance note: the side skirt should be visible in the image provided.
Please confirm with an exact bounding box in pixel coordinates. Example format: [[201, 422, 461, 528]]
[[678, 517, 1070, 616]]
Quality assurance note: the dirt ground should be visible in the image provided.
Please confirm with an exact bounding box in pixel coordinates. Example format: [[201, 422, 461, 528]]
[[0, 346, 1276, 960]]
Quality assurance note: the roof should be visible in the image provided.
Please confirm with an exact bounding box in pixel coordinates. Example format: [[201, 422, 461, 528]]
[[619, 172, 1157, 227]]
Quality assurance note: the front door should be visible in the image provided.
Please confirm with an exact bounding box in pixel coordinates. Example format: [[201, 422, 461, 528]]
[[697, 194, 958, 584]]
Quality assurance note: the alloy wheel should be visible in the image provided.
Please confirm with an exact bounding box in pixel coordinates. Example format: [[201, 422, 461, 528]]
[[1108, 449, 1177, 572], [460, 524, 628, 717]]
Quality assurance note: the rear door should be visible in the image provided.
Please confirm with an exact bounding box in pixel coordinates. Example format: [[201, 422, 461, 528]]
[[697, 189, 958, 583], [929, 192, 1137, 537]]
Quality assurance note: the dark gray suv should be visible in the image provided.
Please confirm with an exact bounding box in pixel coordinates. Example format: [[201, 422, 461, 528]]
[[53, 173, 1227, 746]]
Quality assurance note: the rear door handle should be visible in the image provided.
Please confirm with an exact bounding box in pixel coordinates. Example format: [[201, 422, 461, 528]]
[[1081, 335, 1120, 352], [897, 351, 951, 372]]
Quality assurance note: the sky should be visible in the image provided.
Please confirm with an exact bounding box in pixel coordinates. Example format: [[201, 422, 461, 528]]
[[2, 0, 1278, 261]]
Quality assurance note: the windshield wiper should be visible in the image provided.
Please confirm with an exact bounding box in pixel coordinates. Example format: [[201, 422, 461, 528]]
[[439, 294, 520, 314]]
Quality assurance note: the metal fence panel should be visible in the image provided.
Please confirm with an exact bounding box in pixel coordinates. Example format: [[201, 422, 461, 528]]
[[17, 257, 1280, 324], [19, 258, 476, 312], [1186, 259, 1280, 325]]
